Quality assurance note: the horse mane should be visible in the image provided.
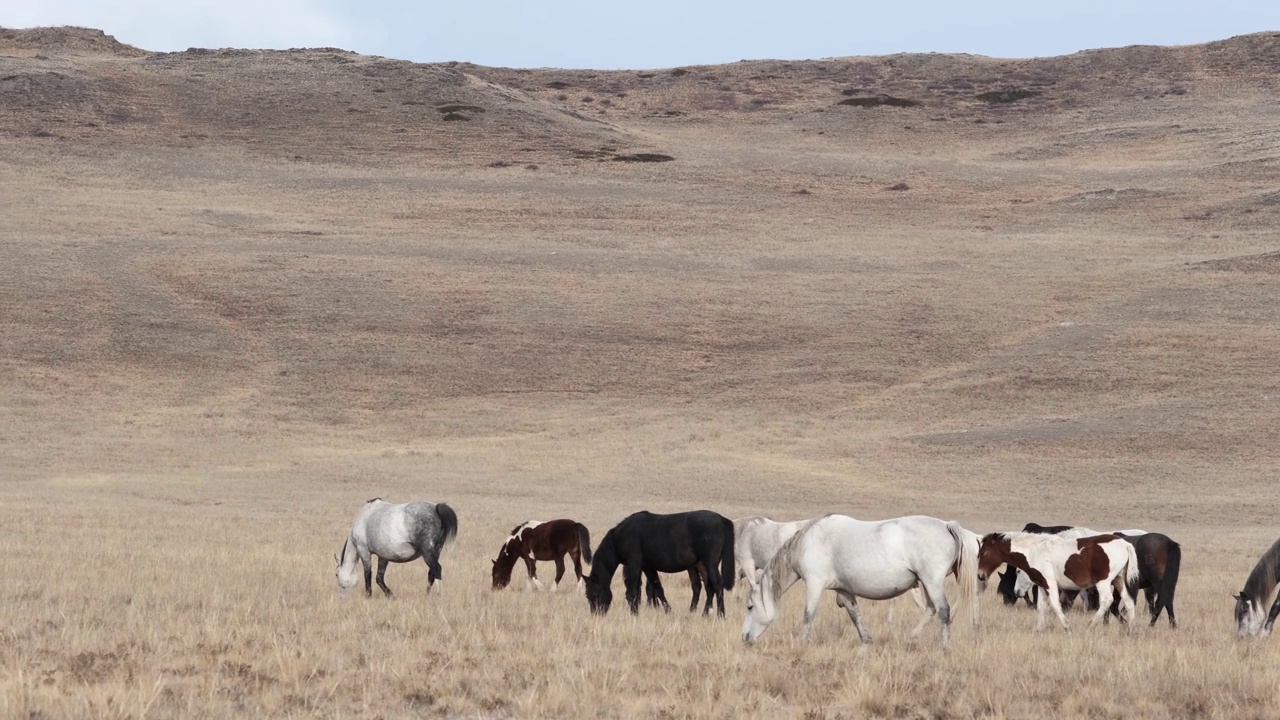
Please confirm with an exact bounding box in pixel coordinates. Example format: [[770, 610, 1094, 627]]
[[1243, 536, 1280, 603], [339, 537, 349, 566], [735, 516, 770, 541], [365, 497, 381, 504], [766, 515, 829, 599], [590, 527, 619, 575], [506, 520, 542, 541]]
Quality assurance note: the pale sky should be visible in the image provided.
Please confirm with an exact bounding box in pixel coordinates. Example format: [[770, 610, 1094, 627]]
[[3, 1, 1277, 69]]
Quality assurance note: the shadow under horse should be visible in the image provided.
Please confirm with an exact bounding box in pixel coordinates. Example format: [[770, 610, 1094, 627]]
[[585, 510, 735, 616]]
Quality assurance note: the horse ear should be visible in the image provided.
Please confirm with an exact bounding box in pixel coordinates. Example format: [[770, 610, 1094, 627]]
[[491, 559, 496, 565]]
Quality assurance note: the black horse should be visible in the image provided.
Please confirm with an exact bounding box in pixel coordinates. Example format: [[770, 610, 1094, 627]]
[[585, 510, 734, 616], [1105, 533, 1181, 628]]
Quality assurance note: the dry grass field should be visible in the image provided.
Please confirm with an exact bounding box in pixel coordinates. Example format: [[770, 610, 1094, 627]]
[[3, 25, 1280, 718]]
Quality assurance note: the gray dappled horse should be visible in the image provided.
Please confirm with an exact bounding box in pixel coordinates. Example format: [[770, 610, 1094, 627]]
[[335, 498, 458, 597]]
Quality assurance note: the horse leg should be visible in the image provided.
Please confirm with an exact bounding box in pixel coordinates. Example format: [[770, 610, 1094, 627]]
[[375, 558, 393, 597], [1044, 578, 1070, 631], [1091, 582, 1113, 625], [1120, 578, 1136, 624], [524, 556, 544, 591], [686, 568, 699, 613], [797, 582, 826, 642], [417, 550, 443, 594], [644, 570, 671, 611], [361, 554, 373, 598], [1262, 593, 1280, 637], [643, 570, 660, 608], [551, 556, 566, 593], [909, 588, 937, 639], [919, 577, 951, 647], [569, 546, 585, 591], [836, 592, 873, 644], [702, 563, 724, 617], [623, 565, 643, 615]]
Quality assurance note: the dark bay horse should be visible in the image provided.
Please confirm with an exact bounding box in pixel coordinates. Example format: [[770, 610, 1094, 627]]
[[491, 520, 593, 591], [1105, 533, 1181, 628], [1234, 536, 1280, 637], [585, 510, 735, 616]]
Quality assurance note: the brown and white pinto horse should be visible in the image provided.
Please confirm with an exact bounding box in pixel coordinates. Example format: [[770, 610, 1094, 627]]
[[977, 531, 1139, 631], [491, 520, 593, 591]]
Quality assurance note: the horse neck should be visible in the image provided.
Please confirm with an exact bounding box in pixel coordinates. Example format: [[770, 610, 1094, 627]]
[[763, 555, 800, 614], [338, 536, 360, 575], [494, 540, 521, 575], [588, 532, 620, 583], [1243, 539, 1280, 604]]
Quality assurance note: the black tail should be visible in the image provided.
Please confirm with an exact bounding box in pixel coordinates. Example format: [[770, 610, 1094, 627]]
[[721, 517, 736, 591], [435, 503, 459, 550], [576, 523, 593, 565], [1154, 541, 1181, 627]]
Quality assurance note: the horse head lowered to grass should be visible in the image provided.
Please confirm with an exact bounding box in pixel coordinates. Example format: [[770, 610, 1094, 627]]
[[584, 510, 735, 616], [491, 519, 593, 591], [1234, 536, 1280, 638]]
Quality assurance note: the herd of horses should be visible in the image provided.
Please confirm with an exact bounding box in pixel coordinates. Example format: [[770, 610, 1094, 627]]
[[335, 498, 1280, 641]]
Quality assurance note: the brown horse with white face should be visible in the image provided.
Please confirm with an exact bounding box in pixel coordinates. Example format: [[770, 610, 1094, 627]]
[[491, 519, 593, 592], [977, 531, 1139, 631]]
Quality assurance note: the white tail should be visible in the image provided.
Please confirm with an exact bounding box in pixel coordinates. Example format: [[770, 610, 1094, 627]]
[[947, 522, 980, 627], [1123, 540, 1141, 595]]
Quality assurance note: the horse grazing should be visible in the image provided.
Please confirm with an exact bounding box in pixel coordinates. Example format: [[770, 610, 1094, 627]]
[[741, 515, 978, 647], [1233, 536, 1280, 637], [1101, 532, 1180, 628], [977, 532, 1137, 631], [491, 519, 593, 591], [335, 498, 458, 597], [585, 510, 735, 616]]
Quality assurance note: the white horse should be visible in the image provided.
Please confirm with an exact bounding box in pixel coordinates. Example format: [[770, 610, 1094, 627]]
[[978, 531, 1138, 631], [742, 514, 979, 647], [733, 516, 806, 592], [335, 498, 458, 597]]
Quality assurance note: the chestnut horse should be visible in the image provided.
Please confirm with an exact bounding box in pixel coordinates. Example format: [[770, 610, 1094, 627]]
[[491, 519, 593, 591]]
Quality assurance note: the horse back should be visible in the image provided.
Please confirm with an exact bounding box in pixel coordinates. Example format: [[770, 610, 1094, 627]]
[[613, 510, 731, 572], [1061, 536, 1126, 588]]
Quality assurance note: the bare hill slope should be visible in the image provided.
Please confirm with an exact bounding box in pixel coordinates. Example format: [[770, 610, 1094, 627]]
[[1, 27, 1278, 506]]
